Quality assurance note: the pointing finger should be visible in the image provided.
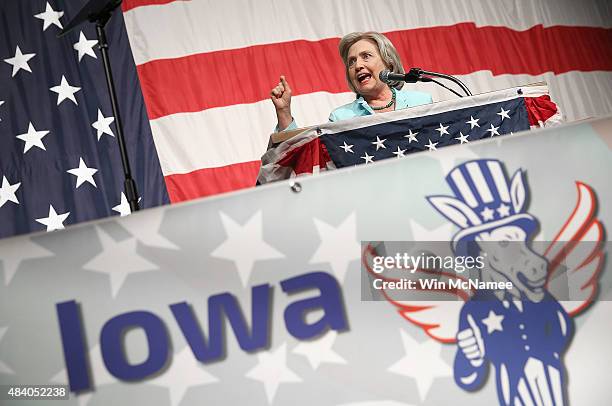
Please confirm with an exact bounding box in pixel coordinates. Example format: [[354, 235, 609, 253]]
[[280, 75, 291, 92]]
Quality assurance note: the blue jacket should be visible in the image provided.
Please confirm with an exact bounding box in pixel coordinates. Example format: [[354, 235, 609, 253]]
[[278, 89, 432, 131]]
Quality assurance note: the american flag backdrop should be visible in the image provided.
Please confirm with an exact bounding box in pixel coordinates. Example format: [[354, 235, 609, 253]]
[[1, 0, 611, 239], [121, 0, 612, 201], [0, 0, 169, 239]]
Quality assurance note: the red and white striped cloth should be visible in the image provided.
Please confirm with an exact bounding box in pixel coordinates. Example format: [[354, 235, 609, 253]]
[[121, 0, 612, 202]]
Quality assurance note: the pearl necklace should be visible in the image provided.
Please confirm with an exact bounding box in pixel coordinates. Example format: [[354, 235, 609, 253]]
[[370, 88, 396, 111]]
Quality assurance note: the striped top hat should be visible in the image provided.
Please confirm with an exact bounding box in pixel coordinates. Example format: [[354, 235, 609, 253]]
[[427, 159, 538, 255]]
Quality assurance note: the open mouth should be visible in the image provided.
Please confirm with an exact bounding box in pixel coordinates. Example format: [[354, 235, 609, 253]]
[[356, 72, 372, 84], [518, 273, 546, 292]]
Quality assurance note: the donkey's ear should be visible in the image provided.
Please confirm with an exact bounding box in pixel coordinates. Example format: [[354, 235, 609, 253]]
[[427, 196, 481, 228], [510, 169, 526, 213]]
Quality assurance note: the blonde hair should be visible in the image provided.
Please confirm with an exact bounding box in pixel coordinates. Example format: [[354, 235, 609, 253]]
[[338, 31, 405, 93]]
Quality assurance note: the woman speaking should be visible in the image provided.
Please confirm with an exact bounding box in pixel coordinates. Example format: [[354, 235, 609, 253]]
[[270, 31, 433, 131]]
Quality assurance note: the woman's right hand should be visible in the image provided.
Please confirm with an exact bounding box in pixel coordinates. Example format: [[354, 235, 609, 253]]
[[270, 75, 293, 130]]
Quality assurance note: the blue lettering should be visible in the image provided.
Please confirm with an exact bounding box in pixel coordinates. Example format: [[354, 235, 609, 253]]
[[100, 311, 169, 381], [56, 271, 348, 392], [56, 300, 91, 391], [282, 272, 348, 339], [170, 284, 271, 362]]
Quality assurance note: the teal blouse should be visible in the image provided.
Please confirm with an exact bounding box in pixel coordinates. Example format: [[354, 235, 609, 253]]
[[278, 89, 433, 132]]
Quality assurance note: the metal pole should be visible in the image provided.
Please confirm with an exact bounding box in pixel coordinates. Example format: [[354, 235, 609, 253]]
[[95, 19, 140, 212]]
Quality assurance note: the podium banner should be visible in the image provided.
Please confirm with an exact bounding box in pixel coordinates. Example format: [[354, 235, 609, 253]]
[[0, 116, 611, 406], [258, 85, 562, 184]]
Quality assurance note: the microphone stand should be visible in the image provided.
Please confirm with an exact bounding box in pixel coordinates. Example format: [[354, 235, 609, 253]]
[[59, 0, 140, 212], [406, 68, 473, 97]]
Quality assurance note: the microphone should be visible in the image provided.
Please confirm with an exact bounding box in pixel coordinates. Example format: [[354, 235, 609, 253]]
[[379, 69, 424, 84], [379, 68, 472, 97]]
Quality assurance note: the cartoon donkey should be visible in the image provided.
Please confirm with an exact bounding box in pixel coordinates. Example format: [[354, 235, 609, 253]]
[[427, 159, 573, 406], [366, 158, 603, 406]]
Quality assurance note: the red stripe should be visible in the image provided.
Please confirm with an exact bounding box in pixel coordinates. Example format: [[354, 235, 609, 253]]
[[122, 0, 181, 12], [137, 23, 612, 119], [163, 161, 261, 202]]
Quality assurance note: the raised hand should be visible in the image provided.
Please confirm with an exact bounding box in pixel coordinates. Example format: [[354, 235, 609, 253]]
[[270, 75, 293, 131]]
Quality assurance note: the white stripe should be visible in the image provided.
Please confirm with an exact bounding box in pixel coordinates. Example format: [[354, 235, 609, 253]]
[[500, 363, 511, 405], [466, 162, 494, 203], [488, 161, 511, 202], [518, 378, 535, 406], [557, 311, 567, 336], [524, 358, 553, 406], [124, 0, 612, 65], [547, 365, 564, 405], [451, 168, 479, 207], [151, 92, 355, 175], [153, 71, 612, 174]]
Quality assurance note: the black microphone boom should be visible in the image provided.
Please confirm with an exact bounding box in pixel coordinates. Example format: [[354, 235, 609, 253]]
[[380, 69, 423, 84], [379, 68, 472, 97]]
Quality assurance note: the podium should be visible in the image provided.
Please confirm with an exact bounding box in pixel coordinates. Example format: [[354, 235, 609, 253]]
[[258, 83, 562, 184]]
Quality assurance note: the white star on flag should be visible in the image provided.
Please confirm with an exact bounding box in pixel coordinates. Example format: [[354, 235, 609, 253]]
[[392, 146, 406, 158], [4, 46, 35, 77], [73, 31, 98, 62], [466, 115, 480, 129], [425, 139, 438, 151], [361, 152, 374, 164], [310, 212, 360, 281], [50, 75, 81, 105], [293, 330, 347, 370], [372, 136, 387, 150], [83, 227, 158, 297], [246, 343, 302, 404], [34, 2, 64, 31], [35, 204, 70, 232], [112, 192, 132, 216], [67, 157, 98, 188], [486, 123, 500, 137], [435, 123, 449, 136], [92, 109, 115, 140], [150, 347, 218, 406], [211, 211, 284, 286], [482, 310, 505, 334], [340, 141, 354, 153], [0, 237, 53, 285], [0, 176, 21, 208], [404, 129, 418, 143], [0, 327, 15, 374], [16, 122, 50, 153], [388, 329, 452, 402], [455, 132, 469, 144], [497, 107, 511, 121]]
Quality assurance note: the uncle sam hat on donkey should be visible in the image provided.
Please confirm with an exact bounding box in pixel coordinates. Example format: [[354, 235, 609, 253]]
[[427, 159, 539, 256]]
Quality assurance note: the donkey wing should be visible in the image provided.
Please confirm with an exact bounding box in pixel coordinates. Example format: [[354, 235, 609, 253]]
[[544, 182, 604, 316], [363, 243, 473, 343]]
